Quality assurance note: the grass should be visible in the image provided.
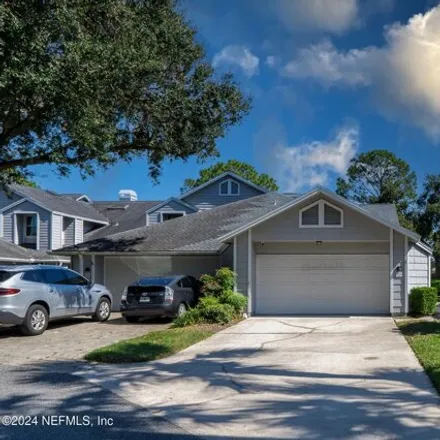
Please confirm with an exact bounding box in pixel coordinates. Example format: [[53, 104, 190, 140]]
[[397, 319, 440, 394], [85, 326, 216, 363]]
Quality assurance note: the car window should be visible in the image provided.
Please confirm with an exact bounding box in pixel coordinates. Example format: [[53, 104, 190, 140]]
[[22, 270, 46, 283], [0, 270, 14, 282], [180, 277, 193, 288], [42, 269, 70, 285], [63, 270, 89, 286]]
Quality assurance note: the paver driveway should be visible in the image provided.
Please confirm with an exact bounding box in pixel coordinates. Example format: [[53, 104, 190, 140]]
[[0, 313, 169, 365], [77, 317, 440, 439]]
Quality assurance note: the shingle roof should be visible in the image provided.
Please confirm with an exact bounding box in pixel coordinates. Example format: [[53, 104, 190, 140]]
[[86, 201, 162, 240], [0, 238, 69, 263], [361, 204, 400, 227], [10, 184, 108, 223], [60, 193, 88, 200], [55, 193, 294, 254]]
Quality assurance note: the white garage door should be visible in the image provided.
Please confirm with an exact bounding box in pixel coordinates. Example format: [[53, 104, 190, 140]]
[[255, 254, 389, 315]]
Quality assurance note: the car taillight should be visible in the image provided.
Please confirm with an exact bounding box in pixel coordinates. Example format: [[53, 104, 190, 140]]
[[0, 288, 21, 296], [164, 286, 174, 303]]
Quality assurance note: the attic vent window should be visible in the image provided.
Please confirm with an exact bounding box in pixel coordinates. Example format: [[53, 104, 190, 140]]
[[300, 200, 343, 228], [219, 179, 240, 196]]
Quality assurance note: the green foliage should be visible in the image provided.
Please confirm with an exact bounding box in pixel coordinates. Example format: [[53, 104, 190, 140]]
[[218, 290, 247, 315], [409, 287, 438, 316], [181, 160, 278, 193], [0, 1, 250, 185], [336, 150, 417, 218], [173, 269, 245, 327], [432, 280, 440, 297], [200, 267, 236, 297]]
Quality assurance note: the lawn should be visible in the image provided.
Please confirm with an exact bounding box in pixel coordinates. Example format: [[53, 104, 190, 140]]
[[396, 320, 440, 394], [85, 326, 216, 363]]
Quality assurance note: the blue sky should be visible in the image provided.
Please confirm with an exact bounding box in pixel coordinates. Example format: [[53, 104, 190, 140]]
[[34, 0, 440, 200]]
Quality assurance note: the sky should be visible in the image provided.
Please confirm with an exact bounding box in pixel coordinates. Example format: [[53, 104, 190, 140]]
[[33, 0, 440, 201]]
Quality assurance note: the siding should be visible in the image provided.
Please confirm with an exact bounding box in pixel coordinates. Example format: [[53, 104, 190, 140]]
[[75, 218, 83, 244], [147, 200, 197, 225], [408, 244, 430, 291], [392, 231, 405, 315], [51, 214, 63, 249], [182, 176, 264, 211], [104, 255, 221, 309], [253, 195, 389, 242], [235, 232, 249, 295], [63, 217, 75, 246], [2, 201, 51, 250]]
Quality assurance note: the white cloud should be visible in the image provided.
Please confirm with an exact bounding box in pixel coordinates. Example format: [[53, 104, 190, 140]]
[[265, 55, 279, 68], [282, 5, 440, 140], [212, 45, 259, 77], [258, 124, 359, 192], [274, 0, 359, 34]]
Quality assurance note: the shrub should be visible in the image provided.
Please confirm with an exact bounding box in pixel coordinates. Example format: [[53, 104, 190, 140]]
[[409, 287, 438, 316], [200, 267, 236, 297], [218, 290, 247, 315], [172, 308, 201, 328], [432, 279, 440, 298], [197, 296, 235, 324]]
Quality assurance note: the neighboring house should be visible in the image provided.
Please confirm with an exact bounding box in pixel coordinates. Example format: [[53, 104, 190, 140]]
[[55, 185, 432, 316], [0, 184, 109, 262]]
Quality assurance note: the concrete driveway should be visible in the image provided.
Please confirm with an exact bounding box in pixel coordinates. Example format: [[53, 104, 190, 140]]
[[0, 313, 169, 365], [78, 317, 440, 439]]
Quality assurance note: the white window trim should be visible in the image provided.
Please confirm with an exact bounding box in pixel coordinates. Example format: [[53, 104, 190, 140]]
[[14, 211, 40, 250], [299, 200, 344, 228], [159, 211, 186, 223], [219, 179, 241, 196]]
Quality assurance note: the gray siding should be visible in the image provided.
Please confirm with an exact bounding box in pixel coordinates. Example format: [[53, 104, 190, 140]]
[[2, 201, 51, 250], [235, 232, 249, 295], [253, 195, 389, 242], [104, 255, 221, 309], [408, 244, 430, 291], [182, 176, 264, 211], [51, 214, 63, 249], [147, 200, 197, 225], [220, 244, 233, 269], [63, 217, 75, 247], [392, 231, 405, 315], [0, 190, 21, 210], [75, 218, 83, 244], [254, 242, 389, 255]]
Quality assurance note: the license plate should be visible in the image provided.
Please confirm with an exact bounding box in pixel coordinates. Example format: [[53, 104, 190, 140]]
[[139, 296, 150, 303]]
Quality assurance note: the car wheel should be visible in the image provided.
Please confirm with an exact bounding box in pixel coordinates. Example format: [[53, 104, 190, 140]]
[[124, 316, 140, 323], [93, 298, 111, 322], [20, 304, 49, 336], [176, 303, 187, 317]]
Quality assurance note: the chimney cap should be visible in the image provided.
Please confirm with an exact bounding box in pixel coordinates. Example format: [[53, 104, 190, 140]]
[[118, 189, 138, 201]]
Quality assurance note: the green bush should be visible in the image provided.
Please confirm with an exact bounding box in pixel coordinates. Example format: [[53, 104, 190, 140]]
[[196, 296, 235, 324], [218, 290, 247, 315], [432, 279, 440, 298], [409, 287, 438, 316], [200, 267, 236, 297], [172, 308, 201, 328]]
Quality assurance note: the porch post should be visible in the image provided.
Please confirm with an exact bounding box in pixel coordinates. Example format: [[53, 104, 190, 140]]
[[404, 236, 408, 314], [233, 236, 237, 292], [247, 229, 252, 315], [91, 254, 96, 284], [79, 254, 84, 276], [389, 229, 394, 315]]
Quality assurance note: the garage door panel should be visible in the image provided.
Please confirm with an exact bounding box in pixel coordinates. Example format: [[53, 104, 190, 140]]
[[255, 254, 389, 315]]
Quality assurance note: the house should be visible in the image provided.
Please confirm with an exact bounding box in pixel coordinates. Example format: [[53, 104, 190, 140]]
[[53, 175, 432, 316], [0, 184, 109, 263]]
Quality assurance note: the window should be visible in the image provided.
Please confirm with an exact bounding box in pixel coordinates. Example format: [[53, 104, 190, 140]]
[[161, 212, 184, 222], [22, 270, 46, 283], [300, 200, 343, 228], [219, 179, 240, 196], [0, 271, 14, 282], [180, 277, 193, 288], [63, 270, 89, 286], [25, 215, 37, 237], [42, 268, 89, 286]]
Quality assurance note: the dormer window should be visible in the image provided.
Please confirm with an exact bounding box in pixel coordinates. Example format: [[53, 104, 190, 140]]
[[300, 200, 343, 228], [219, 179, 240, 196]]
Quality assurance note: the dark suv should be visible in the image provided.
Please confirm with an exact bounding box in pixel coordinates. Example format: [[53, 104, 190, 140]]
[[120, 275, 199, 322]]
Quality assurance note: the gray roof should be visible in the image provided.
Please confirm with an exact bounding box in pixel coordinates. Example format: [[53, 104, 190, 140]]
[[0, 238, 69, 263], [10, 184, 108, 223], [361, 204, 400, 227], [86, 201, 162, 240], [61, 193, 88, 200], [55, 193, 294, 254]]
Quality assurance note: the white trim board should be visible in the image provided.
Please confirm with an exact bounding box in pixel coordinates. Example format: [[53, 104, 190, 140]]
[[145, 197, 197, 214]]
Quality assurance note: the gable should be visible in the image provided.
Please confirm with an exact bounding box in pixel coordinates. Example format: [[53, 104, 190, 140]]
[[181, 175, 265, 210], [252, 194, 390, 242]]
